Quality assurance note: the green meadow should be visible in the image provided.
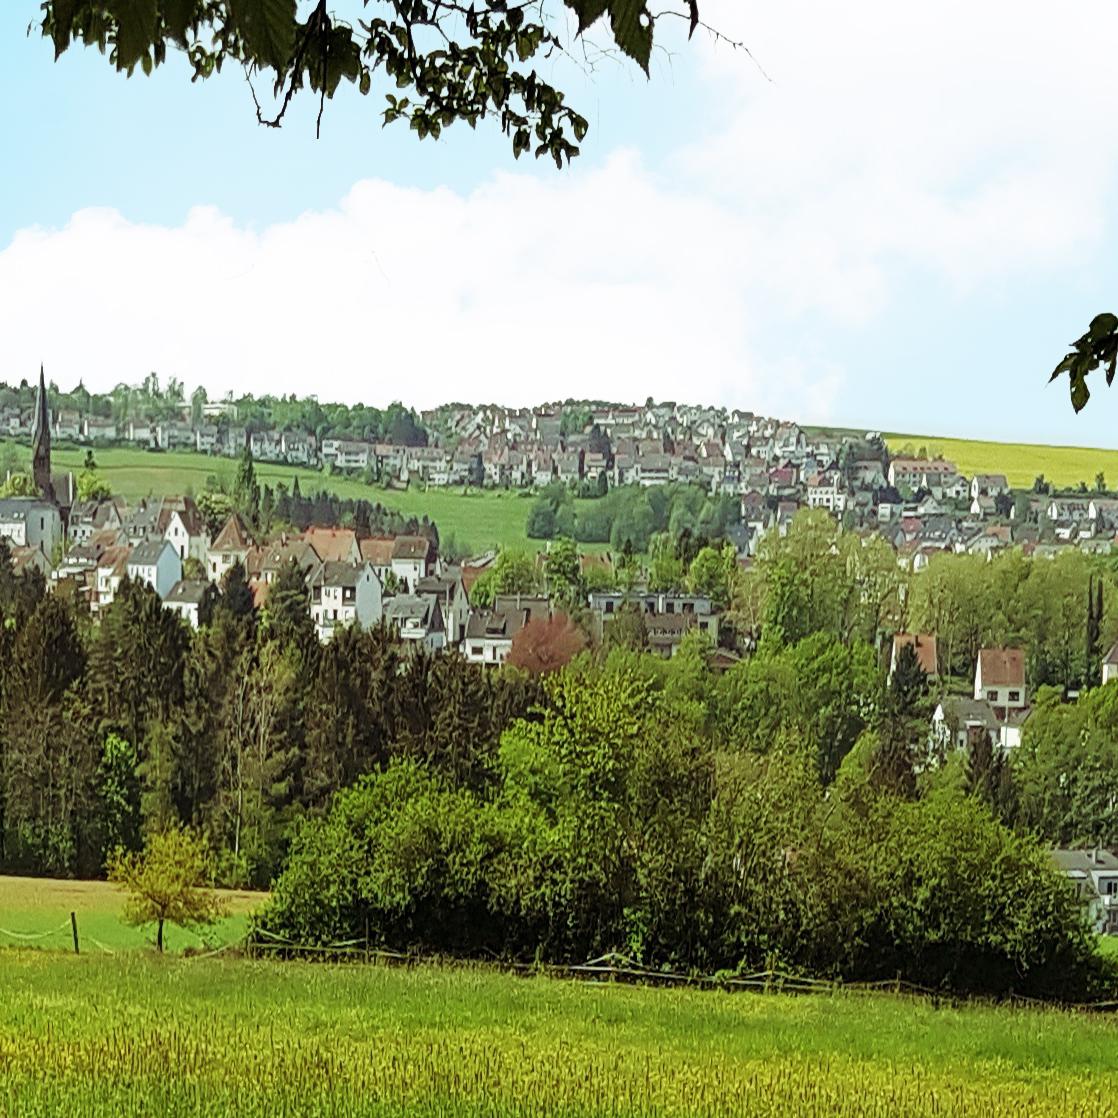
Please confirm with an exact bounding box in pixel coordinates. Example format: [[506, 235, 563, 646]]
[[885, 432, 1118, 490], [5, 877, 1118, 1115], [0, 875, 258, 955], [4, 949, 1118, 1117], [0, 440, 589, 554]]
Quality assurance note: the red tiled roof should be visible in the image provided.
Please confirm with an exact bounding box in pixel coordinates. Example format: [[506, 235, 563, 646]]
[[892, 632, 939, 676], [977, 648, 1025, 687]]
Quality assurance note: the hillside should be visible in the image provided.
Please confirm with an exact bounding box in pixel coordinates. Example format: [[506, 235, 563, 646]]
[[884, 432, 1118, 490], [0, 441, 571, 555]]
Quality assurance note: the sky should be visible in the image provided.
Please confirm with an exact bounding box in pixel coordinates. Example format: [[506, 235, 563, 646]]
[[2, 1, 1118, 446]]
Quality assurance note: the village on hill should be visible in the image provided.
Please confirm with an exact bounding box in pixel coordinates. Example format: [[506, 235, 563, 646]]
[[5, 372, 1118, 836]]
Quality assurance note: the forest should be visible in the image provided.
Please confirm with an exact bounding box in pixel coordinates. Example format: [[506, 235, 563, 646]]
[[2, 508, 1118, 997]]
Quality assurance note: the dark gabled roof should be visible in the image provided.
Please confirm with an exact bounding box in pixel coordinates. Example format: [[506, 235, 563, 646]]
[[465, 606, 532, 641], [261, 539, 319, 574], [309, 560, 370, 589], [165, 579, 210, 606], [385, 593, 443, 630], [129, 539, 171, 566], [392, 535, 431, 561]]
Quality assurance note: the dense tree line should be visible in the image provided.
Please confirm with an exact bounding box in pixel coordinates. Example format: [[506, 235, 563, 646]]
[[0, 374, 429, 446], [528, 481, 742, 552], [257, 638, 1110, 999], [0, 548, 540, 885]]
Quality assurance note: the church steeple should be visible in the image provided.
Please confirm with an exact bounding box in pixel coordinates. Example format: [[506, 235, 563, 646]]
[[32, 365, 54, 502]]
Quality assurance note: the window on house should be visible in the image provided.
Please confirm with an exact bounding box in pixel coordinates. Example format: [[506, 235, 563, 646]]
[[470, 645, 483, 656], [986, 690, 998, 702], [1107, 880, 1118, 896], [1008, 690, 1021, 703], [605, 601, 614, 614]]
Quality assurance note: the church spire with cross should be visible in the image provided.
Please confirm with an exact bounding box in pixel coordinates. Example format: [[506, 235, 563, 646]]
[[31, 364, 54, 502]]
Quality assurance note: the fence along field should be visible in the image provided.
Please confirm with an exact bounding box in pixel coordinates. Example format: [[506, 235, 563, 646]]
[[0, 875, 256, 953], [5, 950, 1118, 1117]]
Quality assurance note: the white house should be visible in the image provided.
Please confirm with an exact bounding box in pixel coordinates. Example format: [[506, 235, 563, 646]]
[[464, 607, 525, 666], [308, 561, 383, 641], [164, 579, 211, 628], [1104, 641, 1118, 685], [974, 647, 1027, 710], [127, 539, 183, 600], [0, 498, 63, 557], [384, 593, 447, 651], [390, 535, 433, 591], [207, 513, 252, 582], [1052, 849, 1118, 934], [164, 502, 209, 563], [94, 546, 132, 612]]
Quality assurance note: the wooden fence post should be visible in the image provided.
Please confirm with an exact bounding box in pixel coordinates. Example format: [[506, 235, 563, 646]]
[[70, 911, 79, 955]]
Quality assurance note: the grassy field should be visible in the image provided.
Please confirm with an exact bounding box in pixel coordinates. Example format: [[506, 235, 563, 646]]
[[3, 951, 1118, 1116], [885, 431, 1118, 490], [0, 439, 583, 553], [0, 875, 260, 955]]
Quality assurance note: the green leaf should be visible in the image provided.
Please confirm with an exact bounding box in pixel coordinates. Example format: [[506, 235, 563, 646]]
[[50, 0, 77, 59], [162, 0, 198, 46], [1071, 374, 1090, 413], [1088, 312, 1118, 342], [564, 0, 610, 34], [607, 0, 653, 74], [107, 0, 158, 71], [227, 0, 297, 72]]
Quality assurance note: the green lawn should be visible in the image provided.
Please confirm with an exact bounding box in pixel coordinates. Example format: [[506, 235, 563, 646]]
[[886, 431, 1118, 490], [0, 440, 590, 554], [2, 951, 1118, 1116], [0, 875, 260, 955]]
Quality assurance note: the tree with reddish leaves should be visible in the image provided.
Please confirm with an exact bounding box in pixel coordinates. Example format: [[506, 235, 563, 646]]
[[507, 613, 587, 675]]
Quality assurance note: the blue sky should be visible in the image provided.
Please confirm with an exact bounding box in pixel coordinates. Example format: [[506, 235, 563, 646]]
[[3, 1, 1118, 448]]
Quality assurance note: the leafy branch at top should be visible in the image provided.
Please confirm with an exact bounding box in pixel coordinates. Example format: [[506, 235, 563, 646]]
[[1050, 312, 1118, 413], [38, 0, 707, 165]]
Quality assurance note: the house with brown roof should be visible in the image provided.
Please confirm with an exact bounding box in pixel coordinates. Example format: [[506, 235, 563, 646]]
[[391, 535, 433, 591], [890, 633, 939, 679], [974, 648, 1027, 710], [207, 513, 253, 582], [304, 526, 360, 565]]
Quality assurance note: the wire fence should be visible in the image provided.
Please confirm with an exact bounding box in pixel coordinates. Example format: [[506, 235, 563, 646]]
[[8, 916, 1118, 1014], [243, 935, 1118, 1013]]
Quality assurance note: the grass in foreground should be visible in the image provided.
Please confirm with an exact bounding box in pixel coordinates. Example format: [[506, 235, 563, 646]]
[[0, 875, 259, 954], [3, 951, 1118, 1116]]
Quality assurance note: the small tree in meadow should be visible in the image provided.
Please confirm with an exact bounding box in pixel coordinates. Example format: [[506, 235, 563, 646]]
[[108, 826, 228, 953]]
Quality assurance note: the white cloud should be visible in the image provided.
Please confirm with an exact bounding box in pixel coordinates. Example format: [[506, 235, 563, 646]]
[[0, 154, 816, 418], [3, 0, 1118, 429]]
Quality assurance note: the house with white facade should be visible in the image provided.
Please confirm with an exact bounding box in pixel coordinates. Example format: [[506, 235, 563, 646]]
[[164, 579, 212, 628], [163, 501, 209, 563], [0, 499, 63, 557], [207, 513, 253, 582], [94, 546, 132, 612], [308, 561, 383, 641], [975, 647, 1027, 710], [1052, 849, 1118, 934], [127, 539, 183, 599], [391, 535, 433, 591], [384, 593, 447, 651]]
